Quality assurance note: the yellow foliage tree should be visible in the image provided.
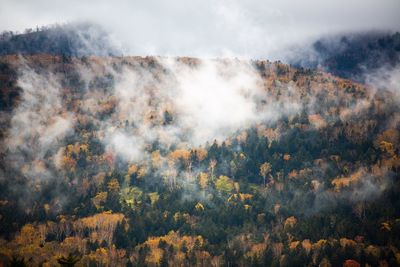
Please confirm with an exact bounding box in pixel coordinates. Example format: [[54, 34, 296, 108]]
[[148, 192, 160, 206], [260, 162, 272, 186], [215, 175, 235, 195], [195, 202, 205, 211], [198, 172, 209, 190], [284, 216, 297, 229], [120, 187, 143, 209], [107, 178, 120, 192], [77, 212, 124, 245], [92, 192, 108, 210]]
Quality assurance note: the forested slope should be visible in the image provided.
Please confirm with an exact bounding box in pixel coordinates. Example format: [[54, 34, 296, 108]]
[[291, 32, 400, 83], [0, 55, 399, 266]]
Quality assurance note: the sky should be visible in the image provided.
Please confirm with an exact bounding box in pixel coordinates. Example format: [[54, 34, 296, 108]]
[[1, 0, 400, 58]]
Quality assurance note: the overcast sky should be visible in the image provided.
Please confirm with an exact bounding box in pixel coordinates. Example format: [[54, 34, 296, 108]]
[[1, 0, 400, 58]]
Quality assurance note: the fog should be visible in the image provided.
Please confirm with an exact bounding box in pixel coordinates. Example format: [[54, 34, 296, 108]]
[[1, 0, 399, 59]]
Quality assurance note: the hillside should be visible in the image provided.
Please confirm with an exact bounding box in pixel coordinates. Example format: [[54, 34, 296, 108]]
[[0, 55, 399, 266], [291, 32, 400, 82], [0, 23, 119, 57]]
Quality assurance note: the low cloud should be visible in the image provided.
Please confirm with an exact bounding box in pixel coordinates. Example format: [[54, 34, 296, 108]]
[[0, 0, 399, 59], [98, 58, 302, 162], [6, 66, 74, 180]]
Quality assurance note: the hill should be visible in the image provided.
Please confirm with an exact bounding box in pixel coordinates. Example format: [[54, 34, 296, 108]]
[[0, 55, 399, 266], [0, 23, 119, 57], [291, 32, 400, 82]]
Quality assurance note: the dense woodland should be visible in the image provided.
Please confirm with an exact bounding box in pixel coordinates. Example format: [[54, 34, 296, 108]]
[[292, 32, 400, 82], [0, 54, 399, 266], [2, 24, 400, 82], [0, 24, 118, 57]]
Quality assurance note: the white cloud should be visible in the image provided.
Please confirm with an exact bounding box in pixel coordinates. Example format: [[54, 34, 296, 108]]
[[6, 67, 74, 179], [106, 130, 143, 162], [168, 59, 264, 144], [0, 0, 399, 58], [95, 57, 302, 163]]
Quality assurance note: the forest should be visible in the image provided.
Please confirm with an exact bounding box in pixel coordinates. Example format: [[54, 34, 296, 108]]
[[0, 53, 399, 266], [291, 32, 400, 83]]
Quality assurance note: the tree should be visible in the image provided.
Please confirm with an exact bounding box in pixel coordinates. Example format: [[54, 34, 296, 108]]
[[160, 250, 169, 267], [10, 256, 28, 267], [209, 159, 217, 181], [114, 221, 130, 249], [343, 259, 360, 267], [198, 172, 209, 190], [57, 253, 80, 267], [138, 245, 150, 266], [215, 175, 234, 195], [260, 162, 271, 186]]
